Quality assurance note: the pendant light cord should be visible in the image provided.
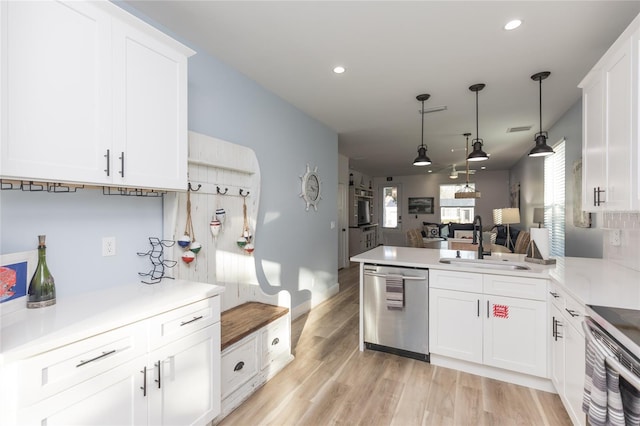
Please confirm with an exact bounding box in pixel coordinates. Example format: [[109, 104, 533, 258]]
[[539, 78, 543, 135], [475, 90, 479, 142], [420, 99, 425, 149]]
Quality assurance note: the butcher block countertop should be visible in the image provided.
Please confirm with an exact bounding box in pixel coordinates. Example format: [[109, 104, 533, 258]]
[[351, 245, 640, 310], [221, 302, 289, 350]]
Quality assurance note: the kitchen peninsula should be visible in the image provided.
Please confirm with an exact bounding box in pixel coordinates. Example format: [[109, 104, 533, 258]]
[[352, 245, 640, 426]]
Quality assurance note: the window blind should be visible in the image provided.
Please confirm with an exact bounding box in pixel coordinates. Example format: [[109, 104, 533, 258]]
[[544, 140, 566, 257]]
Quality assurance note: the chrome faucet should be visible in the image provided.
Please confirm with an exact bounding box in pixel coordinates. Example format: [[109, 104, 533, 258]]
[[472, 215, 487, 259]]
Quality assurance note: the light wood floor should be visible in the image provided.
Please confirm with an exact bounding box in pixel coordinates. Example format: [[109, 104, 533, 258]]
[[219, 263, 572, 426]]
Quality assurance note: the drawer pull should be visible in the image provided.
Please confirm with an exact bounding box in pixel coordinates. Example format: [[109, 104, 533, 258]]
[[272, 337, 280, 346], [180, 315, 204, 326], [140, 366, 147, 397], [154, 360, 161, 389], [549, 292, 560, 298], [234, 361, 245, 372], [76, 349, 117, 368], [565, 308, 580, 318], [104, 149, 110, 176]]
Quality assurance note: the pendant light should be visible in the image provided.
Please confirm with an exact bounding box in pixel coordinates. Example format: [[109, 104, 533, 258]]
[[529, 71, 555, 157], [413, 94, 432, 166], [467, 84, 489, 162], [455, 133, 482, 199]]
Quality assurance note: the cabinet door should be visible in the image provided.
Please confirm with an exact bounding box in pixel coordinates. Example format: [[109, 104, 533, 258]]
[[112, 20, 189, 191], [1, 0, 112, 184], [483, 295, 547, 377], [603, 36, 633, 211], [18, 355, 147, 426], [148, 324, 221, 426], [429, 288, 482, 363], [581, 71, 606, 212], [549, 303, 565, 393], [564, 320, 587, 426]]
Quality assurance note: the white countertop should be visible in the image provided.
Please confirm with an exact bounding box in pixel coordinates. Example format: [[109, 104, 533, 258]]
[[351, 246, 640, 310], [0, 279, 225, 364]]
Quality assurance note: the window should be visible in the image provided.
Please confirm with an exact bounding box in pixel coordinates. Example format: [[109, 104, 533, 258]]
[[544, 140, 566, 257], [439, 184, 475, 223], [382, 185, 398, 228]]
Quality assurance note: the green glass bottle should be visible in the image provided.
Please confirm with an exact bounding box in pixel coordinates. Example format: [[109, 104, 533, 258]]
[[27, 235, 56, 308]]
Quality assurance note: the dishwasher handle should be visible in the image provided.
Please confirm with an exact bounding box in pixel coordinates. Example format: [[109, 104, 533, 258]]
[[363, 271, 427, 281]]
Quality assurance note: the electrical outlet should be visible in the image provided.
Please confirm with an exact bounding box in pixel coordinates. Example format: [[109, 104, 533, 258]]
[[610, 229, 621, 247], [102, 237, 116, 256]]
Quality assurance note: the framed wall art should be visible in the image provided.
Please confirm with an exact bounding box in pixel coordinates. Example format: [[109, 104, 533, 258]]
[[408, 197, 434, 214], [1, 250, 37, 314]]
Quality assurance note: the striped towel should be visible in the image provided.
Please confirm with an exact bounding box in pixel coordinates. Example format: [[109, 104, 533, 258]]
[[621, 377, 640, 426], [385, 274, 404, 310], [583, 337, 625, 426]]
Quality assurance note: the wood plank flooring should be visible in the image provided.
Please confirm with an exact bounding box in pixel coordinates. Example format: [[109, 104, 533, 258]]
[[219, 263, 572, 426]]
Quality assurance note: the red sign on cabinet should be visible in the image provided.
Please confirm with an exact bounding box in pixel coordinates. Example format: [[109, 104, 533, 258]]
[[493, 304, 509, 319]]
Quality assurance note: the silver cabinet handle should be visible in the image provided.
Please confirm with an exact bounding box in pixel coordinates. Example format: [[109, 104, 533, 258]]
[[565, 308, 580, 318], [180, 315, 203, 326], [140, 366, 147, 397], [154, 360, 161, 389], [119, 152, 125, 177], [486, 300, 489, 318], [549, 292, 560, 298], [76, 349, 117, 368], [104, 149, 110, 176]]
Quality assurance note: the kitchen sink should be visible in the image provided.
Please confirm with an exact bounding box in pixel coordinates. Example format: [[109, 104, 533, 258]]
[[438, 257, 531, 271]]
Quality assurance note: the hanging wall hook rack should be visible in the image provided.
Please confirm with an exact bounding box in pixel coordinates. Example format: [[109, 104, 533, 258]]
[[239, 189, 250, 198], [187, 182, 201, 192], [216, 186, 228, 195]]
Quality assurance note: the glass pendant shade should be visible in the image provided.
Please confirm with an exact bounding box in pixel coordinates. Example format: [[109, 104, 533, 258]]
[[413, 146, 431, 166], [529, 71, 554, 157], [413, 94, 432, 166]]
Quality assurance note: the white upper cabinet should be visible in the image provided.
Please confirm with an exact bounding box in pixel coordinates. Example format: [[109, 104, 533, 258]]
[[1, 1, 113, 185], [580, 13, 639, 212], [0, 0, 194, 191]]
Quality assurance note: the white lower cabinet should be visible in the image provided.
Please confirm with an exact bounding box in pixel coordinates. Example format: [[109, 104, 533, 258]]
[[429, 269, 547, 378], [9, 295, 221, 426], [219, 314, 293, 420], [549, 282, 586, 426]]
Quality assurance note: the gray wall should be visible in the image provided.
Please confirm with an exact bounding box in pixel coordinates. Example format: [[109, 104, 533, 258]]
[[509, 100, 603, 258], [0, 3, 339, 310], [372, 170, 510, 246]]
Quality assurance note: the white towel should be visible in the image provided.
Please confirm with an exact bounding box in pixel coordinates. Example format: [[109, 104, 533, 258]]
[[385, 274, 404, 310], [583, 337, 625, 426]]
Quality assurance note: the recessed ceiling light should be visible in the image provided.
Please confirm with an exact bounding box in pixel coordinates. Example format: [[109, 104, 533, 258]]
[[333, 66, 346, 74], [481, 166, 487, 170], [428, 170, 433, 173], [504, 19, 522, 30]]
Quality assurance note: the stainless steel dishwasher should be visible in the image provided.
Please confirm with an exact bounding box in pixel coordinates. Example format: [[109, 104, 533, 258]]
[[363, 263, 429, 361]]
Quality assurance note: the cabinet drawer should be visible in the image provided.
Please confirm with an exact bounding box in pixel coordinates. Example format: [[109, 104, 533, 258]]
[[483, 274, 547, 301], [261, 315, 290, 369], [149, 296, 220, 349], [19, 322, 146, 406], [430, 269, 481, 292], [221, 335, 259, 398]]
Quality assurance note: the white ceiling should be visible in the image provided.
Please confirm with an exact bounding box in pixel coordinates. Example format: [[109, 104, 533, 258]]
[[124, 1, 640, 177]]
